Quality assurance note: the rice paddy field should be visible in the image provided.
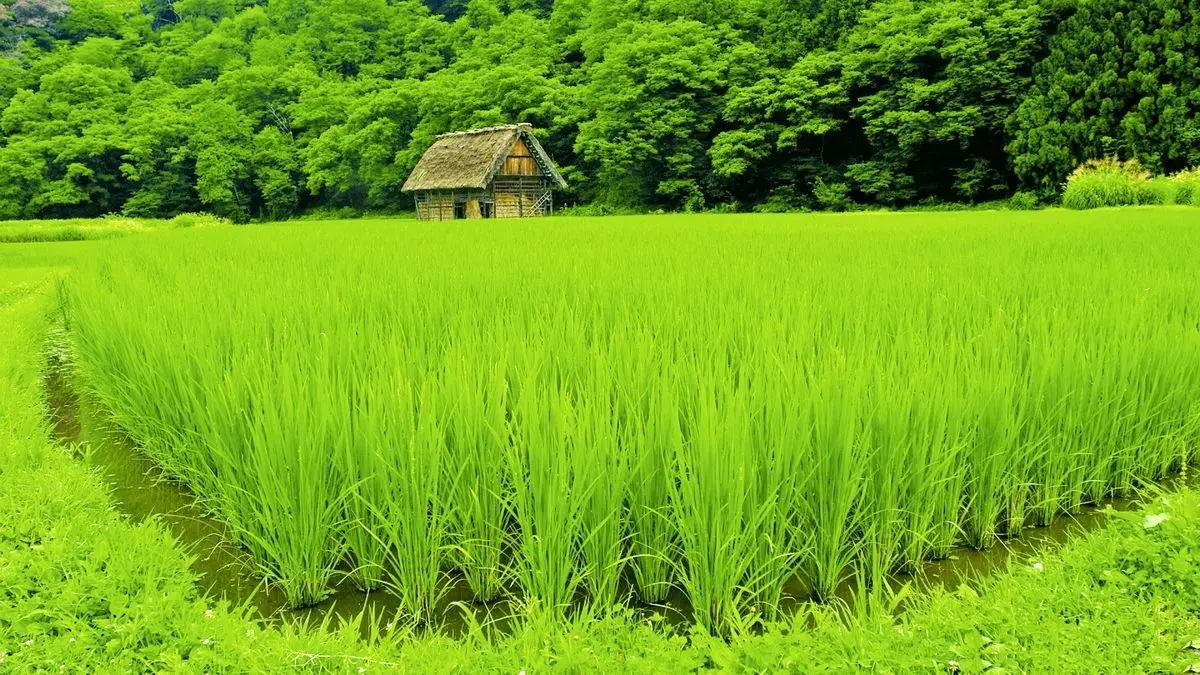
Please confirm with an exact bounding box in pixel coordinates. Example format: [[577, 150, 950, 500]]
[[61, 209, 1200, 634]]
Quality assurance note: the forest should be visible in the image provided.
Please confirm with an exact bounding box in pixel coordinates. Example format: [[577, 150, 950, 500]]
[[1, 0, 1198, 220]]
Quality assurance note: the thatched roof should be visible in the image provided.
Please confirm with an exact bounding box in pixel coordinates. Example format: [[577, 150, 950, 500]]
[[401, 123, 567, 192]]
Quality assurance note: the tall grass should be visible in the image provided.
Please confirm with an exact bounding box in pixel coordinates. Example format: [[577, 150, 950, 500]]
[[1061, 158, 1200, 208], [66, 211, 1200, 632], [1061, 158, 1163, 209], [1168, 169, 1200, 206]]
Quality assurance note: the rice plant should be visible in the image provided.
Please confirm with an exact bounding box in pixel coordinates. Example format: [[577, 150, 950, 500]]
[[442, 347, 510, 603], [65, 210, 1200, 633]]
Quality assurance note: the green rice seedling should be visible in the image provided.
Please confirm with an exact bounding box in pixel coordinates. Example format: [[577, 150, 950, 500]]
[[338, 366, 390, 591], [442, 347, 511, 604], [668, 374, 766, 634], [619, 349, 680, 606], [1126, 333, 1200, 484], [571, 359, 632, 610], [798, 362, 867, 602], [504, 367, 588, 615], [961, 377, 1016, 550], [742, 352, 810, 621], [895, 359, 967, 568], [1012, 309, 1069, 527], [372, 373, 453, 625], [231, 343, 347, 607], [861, 379, 919, 586], [64, 210, 1200, 624]]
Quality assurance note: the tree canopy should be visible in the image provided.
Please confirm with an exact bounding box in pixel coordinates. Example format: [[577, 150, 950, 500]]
[[1, 0, 1198, 219]]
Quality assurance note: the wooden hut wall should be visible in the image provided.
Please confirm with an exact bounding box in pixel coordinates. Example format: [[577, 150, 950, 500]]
[[501, 138, 541, 177], [493, 176, 545, 218], [416, 192, 456, 220]]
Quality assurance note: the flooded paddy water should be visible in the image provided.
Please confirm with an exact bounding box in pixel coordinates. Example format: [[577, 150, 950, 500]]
[[43, 353, 1186, 637]]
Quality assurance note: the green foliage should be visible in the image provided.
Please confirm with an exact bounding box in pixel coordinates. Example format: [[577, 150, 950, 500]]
[[1062, 158, 1155, 210], [574, 19, 742, 209], [1, 0, 1198, 216], [1007, 0, 1200, 195], [812, 178, 851, 211], [0, 214, 226, 242], [712, 0, 1046, 209], [166, 211, 231, 228], [1009, 190, 1040, 210], [840, 0, 1045, 204]]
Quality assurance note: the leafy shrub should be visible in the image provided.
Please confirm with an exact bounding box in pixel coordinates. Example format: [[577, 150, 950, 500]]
[[813, 179, 852, 212], [1104, 491, 1200, 613], [753, 186, 805, 213], [0, 217, 150, 243], [294, 206, 364, 221], [1061, 158, 1164, 209], [168, 213, 232, 228], [1145, 177, 1174, 204], [1009, 191, 1040, 210], [901, 197, 973, 212]]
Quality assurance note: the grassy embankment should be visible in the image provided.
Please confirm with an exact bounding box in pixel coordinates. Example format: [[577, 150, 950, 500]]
[[0, 214, 231, 243], [2, 214, 1200, 671]]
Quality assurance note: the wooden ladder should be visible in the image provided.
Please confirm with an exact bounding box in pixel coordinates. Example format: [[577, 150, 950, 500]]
[[531, 190, 552, 216]]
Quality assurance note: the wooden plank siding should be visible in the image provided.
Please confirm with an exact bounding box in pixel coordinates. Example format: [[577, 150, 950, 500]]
[[501, 138, 542, 177], [493, 177, 543, 218], [415, 192, 456, 221]]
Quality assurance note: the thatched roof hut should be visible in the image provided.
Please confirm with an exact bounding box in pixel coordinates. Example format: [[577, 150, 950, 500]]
[[402, 124, 566, 220]]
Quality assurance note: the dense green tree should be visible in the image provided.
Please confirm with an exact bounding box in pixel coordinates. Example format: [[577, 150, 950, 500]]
[[1006, 0, 1200, 195], [575, 19, 746, 209], [713, 0, 1045, 207], [1, 0, 1198, 218], [840, 0, 1046, 203], [188, 94, 254, 219], [303, 79, 421, 209], [0, 60, 132, 217], [711, 52, 849, 208], [56, 0, 142, 41], [120, 78, 201, 216], [753, 0, 872, 63], [251, 126, 302, 218]]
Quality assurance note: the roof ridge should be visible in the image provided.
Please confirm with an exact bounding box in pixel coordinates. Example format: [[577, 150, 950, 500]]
[[436, 123, 531, 139]]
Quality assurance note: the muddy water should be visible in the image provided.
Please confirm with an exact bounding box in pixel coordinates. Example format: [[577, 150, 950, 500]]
[[43, 358, 1183, 635]]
